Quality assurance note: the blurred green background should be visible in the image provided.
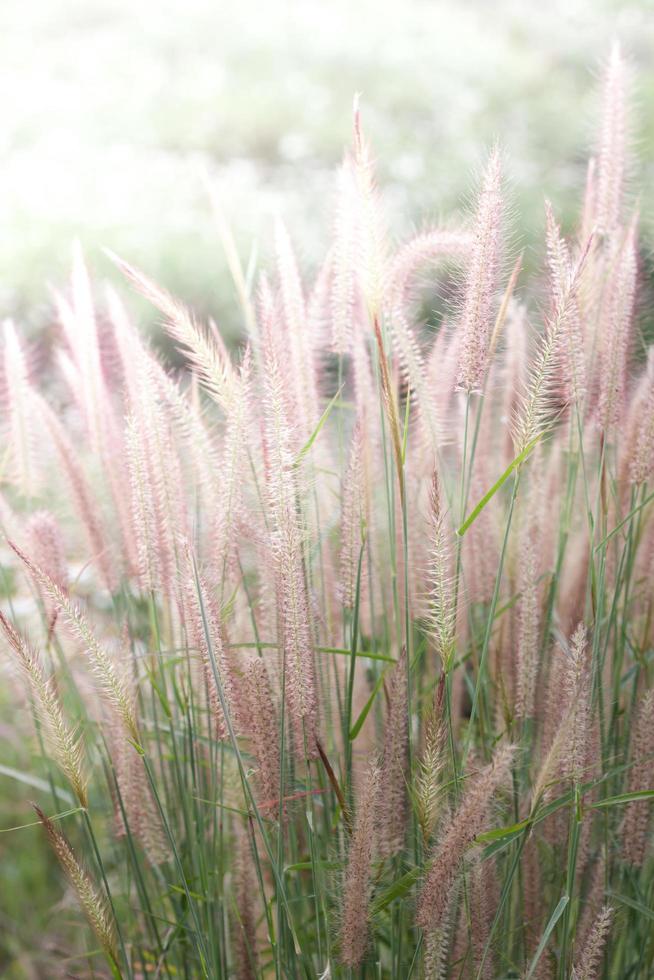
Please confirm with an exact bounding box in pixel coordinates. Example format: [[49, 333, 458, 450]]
[[1, 0, 652, 343]]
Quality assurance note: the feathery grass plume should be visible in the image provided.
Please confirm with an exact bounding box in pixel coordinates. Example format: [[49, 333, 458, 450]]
[[560, 623, 591, 784], [425, 324, 460, 441], [580, 156, 597, 249], [500, 300, 528, 463], [464, 457, 502, 604], [417, 674, 448, 842], [522, 836, 544, 961], [111, 293, 198, 574], [9, 542, 138, 742], [110, 721, 167, 864], [117, 313, 225, 572], [620, 690, 654, 866], [416, 688, 447, 842], [330, 159, 359, 354], [423, 925, 451, 980], [233, 823, 259, 980], [378, 646, 408, 858], [54, 243, 107, 457], [624, 347, 654, 485], [597, 218, 637, 430], [2, 319, 39, 497], [212, 349, 252, 593], [35, 393, 116, 590], [416, 744, 514, 931], [469, 856, 499, 979], [545, 200, 586, 403], [595, 43, 628, 238], [537, 630, 589, 855], [338, 417, 367, 608], [390, 302, 443, 454], [275, 219, 320, 442], [183, 553, 236, 741], [339, 759, 379, 968], [0, 612, 87, 807], [120, 341, 187, 601], [259, 301, 318, 755], [455, 147, 504, 392], [515, 531, 540, 720], [352, 96, 388, 322], [571, 906, 613, 980], [426, 471, 456, 670], [25, 510, 68, 632], [124, 414, 161, 593], [512, 232, 592, 455], [25, 511, 68, 591], [531, 671, 579, 811], [387, 228, 471, 314], [423, 882, 460, 980], [387, 229, 470, 452], [110, 251, 237, 412], [243, 656, 281, 816], [33, 805, 119, 968], [57, 257, 136, 575], [575, 854, 607, 955]]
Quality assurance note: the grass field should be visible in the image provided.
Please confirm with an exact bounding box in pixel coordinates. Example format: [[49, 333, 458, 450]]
[[1, 17, 654, 980]]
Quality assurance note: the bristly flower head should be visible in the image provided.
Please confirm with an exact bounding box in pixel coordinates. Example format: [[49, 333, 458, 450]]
[[595, 42, 629, 238], [571, 905, 613, 980], [338, 418, 367, 608], [628, 348, 654, 485], [339, 759, 379, 967], [352, 95, 388, 322], [426, 471, 456, 670], [378, 647, 408, 859], [456, 147, 504, 392], [9, 541, 139, 743], [416, 744, 514, 931], [0, 612, 87, 808], [597, 215, 637, 430], [34, 805, 119, 967]]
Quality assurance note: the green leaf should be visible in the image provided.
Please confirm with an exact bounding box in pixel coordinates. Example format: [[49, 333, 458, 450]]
[[590, 789, 654, 809], [349, 669, 388, 741], [284, 860, 343, 873], [456, 435, 541, 537], [228, 640, 397, 663], [476, 817, 531, 844], [594, 488, 654, 551], [524, 894, 569, 980], [318, 645, 396, 664], [608, 891, 654, 921], [295, 386, 344, 465], [371, 866, 421, 915]]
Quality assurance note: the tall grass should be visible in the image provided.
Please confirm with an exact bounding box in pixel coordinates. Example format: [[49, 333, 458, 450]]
[[1, 44, 653, 978]]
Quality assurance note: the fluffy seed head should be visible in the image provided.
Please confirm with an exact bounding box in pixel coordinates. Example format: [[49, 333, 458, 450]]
[[416, 744, 514, 930], [339, 760, 379, 967], [34, 805, 118, 966], [0, 612, 87, 807], [456, 148, 504, 392]]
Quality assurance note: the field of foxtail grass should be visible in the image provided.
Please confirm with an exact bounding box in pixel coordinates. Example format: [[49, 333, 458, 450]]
[[0, 43, 653, 979]]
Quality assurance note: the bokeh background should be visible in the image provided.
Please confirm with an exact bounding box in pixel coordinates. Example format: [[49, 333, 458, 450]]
[[1, 0, 654, 971], [1, 0, 653, 343]]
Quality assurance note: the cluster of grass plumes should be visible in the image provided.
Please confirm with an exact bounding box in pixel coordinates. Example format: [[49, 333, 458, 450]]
[[1, 43, 654, 979]]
